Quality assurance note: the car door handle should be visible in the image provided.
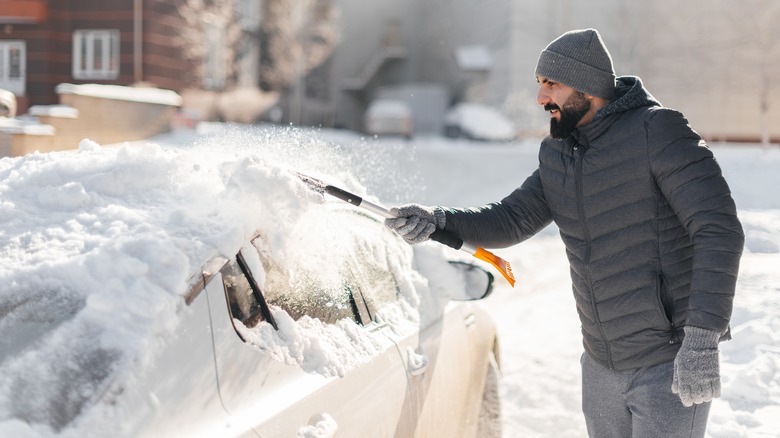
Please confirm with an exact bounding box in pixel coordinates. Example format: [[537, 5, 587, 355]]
[[407, 347, 428, 376]]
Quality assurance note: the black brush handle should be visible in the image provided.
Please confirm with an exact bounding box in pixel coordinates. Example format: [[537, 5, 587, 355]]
[[430, 228, 464, 250], [324, 185, 362, 206]]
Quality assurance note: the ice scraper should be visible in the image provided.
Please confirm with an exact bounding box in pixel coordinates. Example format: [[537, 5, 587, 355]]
[[294, 172, 516, 287]]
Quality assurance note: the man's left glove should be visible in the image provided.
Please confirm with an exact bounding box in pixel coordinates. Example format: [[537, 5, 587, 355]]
[[672, 325, 722, 407]]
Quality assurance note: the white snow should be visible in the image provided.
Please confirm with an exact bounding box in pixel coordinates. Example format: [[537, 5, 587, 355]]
[[454, 45, 493, 71], [0, 121, 777, 437], [445, 103, 517, 141], [296, 413, 338, 438], [55, 83, 182, 106]]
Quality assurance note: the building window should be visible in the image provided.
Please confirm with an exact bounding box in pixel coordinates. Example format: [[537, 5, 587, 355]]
[[0, 40, 25, 95], [72, 30, 120, 80]]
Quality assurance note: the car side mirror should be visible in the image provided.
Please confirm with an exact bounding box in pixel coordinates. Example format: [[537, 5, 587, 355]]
[[447, 261, 494, 301]]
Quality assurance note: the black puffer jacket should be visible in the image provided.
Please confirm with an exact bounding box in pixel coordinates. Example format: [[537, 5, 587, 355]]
[[443, 76, 744, 370]]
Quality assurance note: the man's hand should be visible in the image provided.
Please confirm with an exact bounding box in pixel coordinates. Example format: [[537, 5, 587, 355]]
[[672, 326, 722, 407], [384, 203, 445, 244]]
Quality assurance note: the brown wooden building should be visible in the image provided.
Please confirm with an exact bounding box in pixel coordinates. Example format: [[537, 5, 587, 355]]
[[0, 0, 258, 115]]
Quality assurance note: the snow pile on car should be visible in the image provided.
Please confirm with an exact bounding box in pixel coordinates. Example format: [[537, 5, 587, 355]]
[[0, 127, 452, 436]]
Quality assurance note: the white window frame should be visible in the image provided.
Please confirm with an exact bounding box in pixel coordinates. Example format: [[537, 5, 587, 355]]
[[0, 40, 26, 95], [72, 29, 120, 80]]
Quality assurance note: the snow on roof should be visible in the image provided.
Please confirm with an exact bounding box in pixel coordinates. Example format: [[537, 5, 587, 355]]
[[55, 83, 182, 107], [0, 117, 55, 135], [454, 45, 493, 71], [28, 105, 79, 119]]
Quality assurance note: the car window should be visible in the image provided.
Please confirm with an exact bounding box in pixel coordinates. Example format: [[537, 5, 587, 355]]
[[343, 252, 398, 321], [220, 257, 267, 329], [248, 224, 400, 326], [249, 236, 358, 325], [266, 281, 358, 324]]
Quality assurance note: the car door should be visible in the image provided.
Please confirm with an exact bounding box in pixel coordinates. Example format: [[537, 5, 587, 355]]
[[107, 280, 245, 437], [203, 247, 415, 437], [368, 265, 493, 437]]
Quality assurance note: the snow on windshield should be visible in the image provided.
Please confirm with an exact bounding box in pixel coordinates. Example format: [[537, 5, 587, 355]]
[[0, 125, 458, 435]]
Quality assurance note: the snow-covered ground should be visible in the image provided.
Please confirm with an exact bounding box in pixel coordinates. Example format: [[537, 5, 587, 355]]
[[1, 123, 777, 437]]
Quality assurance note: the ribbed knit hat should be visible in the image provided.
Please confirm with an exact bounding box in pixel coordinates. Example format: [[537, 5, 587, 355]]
[[535, 29, 616, 99]]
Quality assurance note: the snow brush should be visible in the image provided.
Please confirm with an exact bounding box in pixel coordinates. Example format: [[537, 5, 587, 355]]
[[293, 172, 516, 287]]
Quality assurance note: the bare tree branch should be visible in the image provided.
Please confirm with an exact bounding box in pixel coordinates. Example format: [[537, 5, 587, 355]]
[[175, 0, 243, 88], [258, 0, 339, 90]]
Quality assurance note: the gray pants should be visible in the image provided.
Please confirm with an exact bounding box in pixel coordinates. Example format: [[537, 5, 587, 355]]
[[581, 353, 710, 438]]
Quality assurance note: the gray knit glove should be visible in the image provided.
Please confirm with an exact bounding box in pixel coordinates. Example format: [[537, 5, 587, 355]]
[[672, 326, 722, 407], [384, 204, 446, 244]]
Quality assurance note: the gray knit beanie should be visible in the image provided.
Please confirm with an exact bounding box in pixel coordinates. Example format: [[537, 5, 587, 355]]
[[535, 29, 616, 99]]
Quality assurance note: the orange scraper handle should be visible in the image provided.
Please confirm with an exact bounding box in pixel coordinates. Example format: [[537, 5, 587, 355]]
[[430, 230, 516, 288], [473, 247, 516, 287]]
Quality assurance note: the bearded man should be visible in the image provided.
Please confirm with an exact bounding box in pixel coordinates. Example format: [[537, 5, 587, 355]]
[[385, 28, 744, 438]]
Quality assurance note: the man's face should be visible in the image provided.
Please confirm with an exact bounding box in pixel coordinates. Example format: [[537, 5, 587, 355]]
[[536, 77, 592, 139]]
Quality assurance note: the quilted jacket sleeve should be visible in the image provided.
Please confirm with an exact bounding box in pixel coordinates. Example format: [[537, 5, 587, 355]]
[[646, 108, 744, 333], [440, 169, 553, 248]]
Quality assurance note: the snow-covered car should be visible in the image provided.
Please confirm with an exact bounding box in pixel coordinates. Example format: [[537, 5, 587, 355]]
[[363, 98, 414, 139], [0, 136, 501, 437], [444, 102, 517, 142]]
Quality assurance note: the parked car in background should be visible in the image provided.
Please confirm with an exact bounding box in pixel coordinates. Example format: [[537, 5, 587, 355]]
[[363, 98, 414, 139], [444, 102, 517, 142], [0, 138, 501, 437]]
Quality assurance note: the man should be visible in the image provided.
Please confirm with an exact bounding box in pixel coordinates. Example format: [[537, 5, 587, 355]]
[[385, 29, 744, 437]]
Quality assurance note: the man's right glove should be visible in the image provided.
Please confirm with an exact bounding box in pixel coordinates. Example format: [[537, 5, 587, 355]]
[[384, 203, 446, 245]]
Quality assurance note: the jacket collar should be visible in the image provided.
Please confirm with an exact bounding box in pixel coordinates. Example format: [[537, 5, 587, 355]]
[[596, 76, 661, 120], [572, 76, 661, 145]]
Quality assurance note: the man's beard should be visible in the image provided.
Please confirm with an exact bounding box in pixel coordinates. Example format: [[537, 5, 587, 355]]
[[546, 91, 591, 139]]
